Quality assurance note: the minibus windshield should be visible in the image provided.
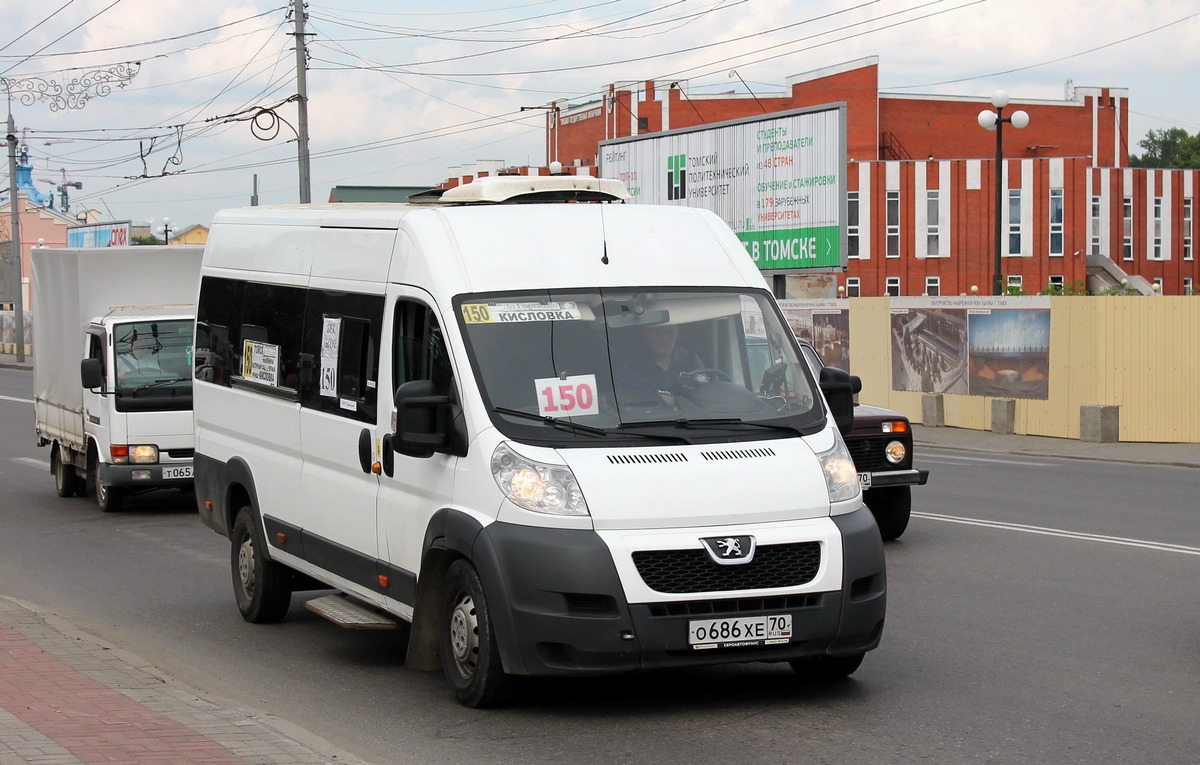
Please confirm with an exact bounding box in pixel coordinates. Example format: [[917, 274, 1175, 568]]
[[456, 288, 825, 443]]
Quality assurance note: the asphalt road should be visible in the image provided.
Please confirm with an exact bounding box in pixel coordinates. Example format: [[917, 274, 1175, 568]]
[[2, 366, 1197, 765]]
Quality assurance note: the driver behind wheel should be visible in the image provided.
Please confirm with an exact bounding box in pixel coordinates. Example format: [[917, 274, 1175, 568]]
[[614, 322, 705, 398]]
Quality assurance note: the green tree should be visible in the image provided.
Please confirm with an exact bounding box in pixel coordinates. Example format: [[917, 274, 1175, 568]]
[[1129, 127, 1200, 168]]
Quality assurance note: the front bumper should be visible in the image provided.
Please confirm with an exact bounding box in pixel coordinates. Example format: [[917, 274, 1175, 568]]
[[865, 467, 929, 489], [472, 507, 886, 677], [99, 461, 194, 489]]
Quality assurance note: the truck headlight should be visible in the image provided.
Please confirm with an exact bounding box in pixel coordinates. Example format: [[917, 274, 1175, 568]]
[[129, 445, 159, 464], [111, 444, 158, 464], [885, 440, 907, 464], [816, 429, 861, 508], [491, 443, 589, 516]]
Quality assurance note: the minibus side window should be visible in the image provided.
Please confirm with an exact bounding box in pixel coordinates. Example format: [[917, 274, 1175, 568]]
[[394, 300, 454, 392], [300, 290, 384, 422]]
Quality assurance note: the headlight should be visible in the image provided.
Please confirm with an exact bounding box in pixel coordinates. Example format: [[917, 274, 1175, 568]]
[[885, 440, 907, 464], [491, 443, 589, 516], [111, 444, 158, 464], [129, 445, 159, 464], [816, 429, 861, 508]]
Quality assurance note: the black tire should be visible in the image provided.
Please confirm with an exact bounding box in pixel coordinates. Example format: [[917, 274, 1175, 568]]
[[52, 447, 78, 498], [866, 486, 911, 541], [789, 652, 865, 681], [96, 480, 124, 513], [440, 559, 510, 708], [231, 506, 292, 623]]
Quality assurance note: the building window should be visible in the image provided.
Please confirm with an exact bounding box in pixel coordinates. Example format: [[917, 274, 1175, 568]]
[[845, 277, 860, 297], [1007, 189, 1022, 255], [1184, 198, 1193, 261], [1049, 189, 1064, 256], [925, 276, 940, 297], [1153, 276, 1164, 293], [886, 191, 900, 258], [1152, 196, 1163, 260], [847, 191, 860, 259], [1007, 274, 1023, 294], [885, 276, 900, 297], [1090, 195, 1102, 255], [1048, 275, 1065, 294], [926, 190, 940, 257], [1185, 277, 1193, 296], [1123, 196, 1133, 261]]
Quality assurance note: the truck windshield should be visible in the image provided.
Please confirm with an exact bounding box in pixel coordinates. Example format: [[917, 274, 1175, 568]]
[[113, 319, 194, 398], [456, 288, 824, 444]]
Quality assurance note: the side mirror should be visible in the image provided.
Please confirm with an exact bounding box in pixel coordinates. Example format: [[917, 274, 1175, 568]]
[[392, 379, 451, 459], [818, 366, 861, 435], [81, 358, 105, 392]]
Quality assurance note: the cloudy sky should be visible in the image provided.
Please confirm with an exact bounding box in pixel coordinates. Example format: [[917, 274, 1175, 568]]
[[3, 0, 1198, 232]]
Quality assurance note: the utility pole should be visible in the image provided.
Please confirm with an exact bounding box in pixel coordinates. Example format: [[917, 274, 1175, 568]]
[[6, 112, 25, 362], [293, 0, 312, 203]]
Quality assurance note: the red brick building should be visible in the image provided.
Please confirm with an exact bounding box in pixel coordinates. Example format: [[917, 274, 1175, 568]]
[[532, 57, 1198, 297]]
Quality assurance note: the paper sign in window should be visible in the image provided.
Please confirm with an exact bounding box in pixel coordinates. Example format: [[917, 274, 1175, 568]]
[[534, 374, 599, 418]]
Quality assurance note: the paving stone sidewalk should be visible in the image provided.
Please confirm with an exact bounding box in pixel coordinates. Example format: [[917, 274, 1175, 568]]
[[0, 596, 368, 765]]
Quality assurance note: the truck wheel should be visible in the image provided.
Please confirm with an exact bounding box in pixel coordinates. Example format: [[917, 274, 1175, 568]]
[[790, 652, 865, 681], [52, 447, 78, 498], [231, 506, 292, 623], [866, 486, 911, 541], [440, 559, 509, 708], [96, 481, 124, 513]]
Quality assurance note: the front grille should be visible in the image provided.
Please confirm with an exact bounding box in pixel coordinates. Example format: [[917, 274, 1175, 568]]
[[646, 593, 823, 618], [633, 542, 821, 594], [845, 435, 907, 473], [165, 448, 195, 459]]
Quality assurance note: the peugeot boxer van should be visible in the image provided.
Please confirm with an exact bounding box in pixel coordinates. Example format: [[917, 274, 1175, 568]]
[[193, 175, 885, 707]]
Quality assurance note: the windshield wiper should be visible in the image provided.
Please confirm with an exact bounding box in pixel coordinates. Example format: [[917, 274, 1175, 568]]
[[130, 378, 189, 396], [620, 417, 802, 435], [492, 406, 608, 437]]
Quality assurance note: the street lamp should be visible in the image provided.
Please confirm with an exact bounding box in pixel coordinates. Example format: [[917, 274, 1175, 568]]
[[978, 90, 1029, 296], [157, 217, 173, 245]]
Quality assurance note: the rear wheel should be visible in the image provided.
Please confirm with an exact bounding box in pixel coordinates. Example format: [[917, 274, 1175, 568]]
[[440, 559, 510, 708], [231, 506, 292, 623], [866, 486, 911, 541], [789, 652, 865, 681], [52, 447, 78, 498]]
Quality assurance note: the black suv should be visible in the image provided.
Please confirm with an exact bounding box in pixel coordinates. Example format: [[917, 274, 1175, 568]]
[[798, 341, 929, 541]]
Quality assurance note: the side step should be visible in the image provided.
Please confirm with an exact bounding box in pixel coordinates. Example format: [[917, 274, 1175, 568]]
[[305, 593, 399, 630]]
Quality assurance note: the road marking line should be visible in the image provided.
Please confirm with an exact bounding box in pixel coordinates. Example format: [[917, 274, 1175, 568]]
[[921, 453, 1056, 467], [12, 457, 47, 470], [0, 394, 33, 404], [913, 511, 1200, 556]]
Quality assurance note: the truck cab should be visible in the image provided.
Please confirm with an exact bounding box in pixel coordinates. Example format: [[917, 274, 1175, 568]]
[[77, 311, 196, 511]]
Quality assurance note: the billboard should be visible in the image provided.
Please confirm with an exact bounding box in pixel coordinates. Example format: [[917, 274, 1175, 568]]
[[599, 104, 847, 274], [889, 297, 1051, 399], [66, 221, 132, 248]]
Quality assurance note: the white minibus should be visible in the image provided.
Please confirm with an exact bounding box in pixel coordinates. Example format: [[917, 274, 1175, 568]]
[[193, 175, 885, 707]]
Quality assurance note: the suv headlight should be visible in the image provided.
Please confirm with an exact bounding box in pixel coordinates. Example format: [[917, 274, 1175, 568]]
[[491, 443, 589, 516], [816, 429, 861, 509], [885, 440, 907, 464]]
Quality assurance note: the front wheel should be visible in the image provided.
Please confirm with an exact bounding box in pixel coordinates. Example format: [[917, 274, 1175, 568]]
[[440, 560, 510, 708], [865, 486, 912, 541], [231, 506, 292, 623], [96, 480, 124, 513], [52, 447, 78, 498], [789, 652, 865, 681]]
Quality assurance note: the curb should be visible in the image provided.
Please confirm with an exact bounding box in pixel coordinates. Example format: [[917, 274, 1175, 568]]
[[0, 595, 370, 765]]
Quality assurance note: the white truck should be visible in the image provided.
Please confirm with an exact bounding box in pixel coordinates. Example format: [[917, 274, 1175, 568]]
[[32, 246, 203, 512]]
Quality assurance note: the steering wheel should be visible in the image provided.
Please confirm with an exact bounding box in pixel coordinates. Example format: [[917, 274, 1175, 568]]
[[680, 368, 731, 385]]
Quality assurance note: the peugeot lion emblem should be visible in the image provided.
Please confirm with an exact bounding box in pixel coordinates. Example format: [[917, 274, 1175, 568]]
[[700, 535, 756, 566]]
